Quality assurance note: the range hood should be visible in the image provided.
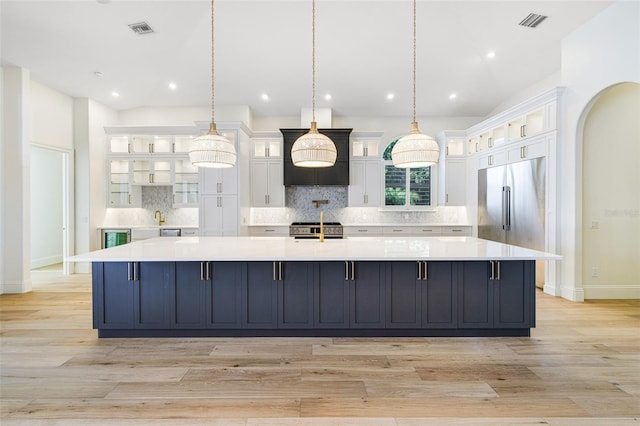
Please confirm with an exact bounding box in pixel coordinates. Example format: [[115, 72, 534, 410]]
[[281, 127, 352, 186]]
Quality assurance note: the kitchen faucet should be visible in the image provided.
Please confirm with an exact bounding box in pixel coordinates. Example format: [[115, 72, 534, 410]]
[[154, 210, 165, 226], [312, 211, 325, 242]]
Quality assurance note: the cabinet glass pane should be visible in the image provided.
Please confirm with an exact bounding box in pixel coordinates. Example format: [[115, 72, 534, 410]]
[[526, 109, 544, 136], [254, 141, 267, 157], [153, 137, 172, 153], [353, 141, 365, 157], [478, 132, 491, 151], [492, 126, 505, 146], [467, 137, 478, 155], [268, 141, 281, 157], [174, 136, 195, 153], [131, 136, 153, 153], [447, 139, 465, 156], [508, 118, 524, 139], [367, 141, 379, 157], [153, 160, 171, 184], [133, 160, 150, 183], [110, 136, 129, 153]]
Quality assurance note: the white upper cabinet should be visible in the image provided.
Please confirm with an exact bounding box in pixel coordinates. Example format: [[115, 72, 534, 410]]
[[349, 131, 383, 207], [250, 134, 284, 207]]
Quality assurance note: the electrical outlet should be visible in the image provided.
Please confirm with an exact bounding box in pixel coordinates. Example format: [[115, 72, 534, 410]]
[[591, 221, 599, 229], [591, 267, 599, 277]]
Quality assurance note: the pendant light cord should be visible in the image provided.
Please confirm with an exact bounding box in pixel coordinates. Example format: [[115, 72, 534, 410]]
[[312, 0, 316, 123], [412, 0, 417, 124], [210, 0, 216, 125]]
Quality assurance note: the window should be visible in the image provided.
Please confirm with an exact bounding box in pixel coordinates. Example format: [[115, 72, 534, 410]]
[[382, 138, 435, 208]]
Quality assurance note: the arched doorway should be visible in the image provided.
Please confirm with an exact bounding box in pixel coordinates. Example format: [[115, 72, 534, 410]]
[[581, 82, 640, 298]]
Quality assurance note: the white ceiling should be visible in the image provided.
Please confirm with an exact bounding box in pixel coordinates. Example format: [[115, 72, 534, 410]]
[[1, 0, 613, 118]]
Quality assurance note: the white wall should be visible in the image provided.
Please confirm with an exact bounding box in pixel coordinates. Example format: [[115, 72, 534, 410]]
[[2, 67, 32, 293], [117, 105, 251, 127], [560, 0, 640, 300], [73, 98, 117, 273], [0, 67, 5, 293], [581, 82, 640, 298], [31, 81, 73, 150], [30, 146, 64, 268], [487, 71, 562, 118]]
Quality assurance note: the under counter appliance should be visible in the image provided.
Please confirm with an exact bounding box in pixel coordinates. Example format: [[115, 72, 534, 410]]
[[289, 222, 344, 239], [478, 157, 546, 286], [101, 229, 131, 249]]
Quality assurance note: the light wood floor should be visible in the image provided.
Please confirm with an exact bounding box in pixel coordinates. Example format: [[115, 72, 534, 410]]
[[1, 270, 639, 425]]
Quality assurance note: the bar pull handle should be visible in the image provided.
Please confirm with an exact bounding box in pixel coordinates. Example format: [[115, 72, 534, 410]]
[[496, 261, 501, 281], [200, 261, 205, 281], [128, 262, 132, 281], [490, 260, 495, 281], [504, 187, 511, 231], [128, 194, 131, 205], [424, 261, 428, 281], [273, 261, 277, 281], [417, 261, 422, 281], [488, 137, 493, 148], [345, 261, 349, 281], [206, 261, 211, 281], [351, 261, 355, 281], [279, 261, 283, 281], [217, 182, 222, 193]]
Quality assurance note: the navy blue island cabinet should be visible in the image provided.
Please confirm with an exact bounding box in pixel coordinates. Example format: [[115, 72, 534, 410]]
[[92, 260, 535, 338]]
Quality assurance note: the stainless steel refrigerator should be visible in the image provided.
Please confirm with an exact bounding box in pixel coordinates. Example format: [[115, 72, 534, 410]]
[[478, 158, 546, 286]]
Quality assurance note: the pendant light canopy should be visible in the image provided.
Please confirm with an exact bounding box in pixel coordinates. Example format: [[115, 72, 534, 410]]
[[189, 0, 236, 168], [291, 0, 337, 168], [391, 0, 440, 168]]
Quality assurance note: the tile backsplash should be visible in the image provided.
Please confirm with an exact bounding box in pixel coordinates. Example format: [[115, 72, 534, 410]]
[[103, 185, 468, 228], [103, 186, 198, 227], [250, 186, 469, 225]]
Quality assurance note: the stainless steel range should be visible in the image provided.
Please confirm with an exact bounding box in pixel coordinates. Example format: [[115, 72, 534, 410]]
[[289, 222, 343, 239]]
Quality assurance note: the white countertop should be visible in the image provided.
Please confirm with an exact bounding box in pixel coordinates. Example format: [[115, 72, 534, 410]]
[[68, 236, 562, 262]]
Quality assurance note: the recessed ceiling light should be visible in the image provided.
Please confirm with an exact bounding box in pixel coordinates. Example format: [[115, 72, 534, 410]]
[[111, 92, 119, 97], [261, 93, 269, 101], [486, 51, 496, 59], [386, 93, 395, 100], [449, 93, 457, 100], [168, 82, 177, 90], [325, 94, 332, 101]]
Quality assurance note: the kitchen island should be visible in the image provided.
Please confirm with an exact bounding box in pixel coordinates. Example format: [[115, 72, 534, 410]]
[[70, 236, 561, 338]]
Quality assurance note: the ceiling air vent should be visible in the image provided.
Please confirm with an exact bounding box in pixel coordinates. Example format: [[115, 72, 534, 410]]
[[128, 21, 154, 35], [518, 13, 548, 28]]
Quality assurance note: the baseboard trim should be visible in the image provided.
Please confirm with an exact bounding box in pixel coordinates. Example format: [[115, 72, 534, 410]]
[[583, 284, 640, 299], [2, 279, 33, 294], [561, 286, 585, 302], [31, 255, 63, 269]]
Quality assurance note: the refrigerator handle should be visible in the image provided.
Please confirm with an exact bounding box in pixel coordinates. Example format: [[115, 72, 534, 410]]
[[504, 186, 511, 231]]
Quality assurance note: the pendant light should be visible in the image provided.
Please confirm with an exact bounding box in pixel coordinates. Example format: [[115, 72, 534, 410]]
[[391, 0, 440, 168], [291, 0, 337, 168], [189, 0, 236, 168]]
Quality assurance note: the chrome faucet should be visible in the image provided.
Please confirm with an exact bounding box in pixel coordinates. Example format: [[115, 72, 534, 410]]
[[313, 211, 325, 242], [154, 210, 165, 226]]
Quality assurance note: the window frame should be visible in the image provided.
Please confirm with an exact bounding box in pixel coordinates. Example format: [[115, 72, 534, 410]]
[[380, 137, 438, 210]]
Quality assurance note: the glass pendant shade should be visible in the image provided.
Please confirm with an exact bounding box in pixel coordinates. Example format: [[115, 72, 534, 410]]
[[189, 123, 236, 168], [391, 122, 440, 168], [291, 121, 337, 168]]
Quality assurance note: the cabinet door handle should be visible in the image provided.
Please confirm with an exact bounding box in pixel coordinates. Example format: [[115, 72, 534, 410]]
[[206, 261, 211, 281], [488, 137, 493, 148], [424, 261, 428, 281], [490, 260, 495, 281], [217, 182, 222, 193], [128, 262, 132, 281], [445, 146, 449, 156], [417, 261, 422, 280], [200, 261, 205, 281], [496, 261, 501, 281], [345, 261, 349, 281], [273, 261, 277, 281], [267, 194, 270, 204], [446, 194, 449, 203], [265, 194, 268, 204], [128, 194, 131, 205], [279, 261, 283, 281], [351, 261, 355, 281]]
